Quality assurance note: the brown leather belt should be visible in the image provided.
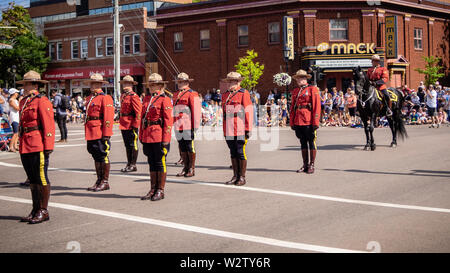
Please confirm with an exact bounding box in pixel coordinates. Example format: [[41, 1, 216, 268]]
[[19, 126, 40, 136], [295, 104, 312, 110], [143, 119, 162, 128], [86, 116, 102, 121], [120, 113, 135, 117]]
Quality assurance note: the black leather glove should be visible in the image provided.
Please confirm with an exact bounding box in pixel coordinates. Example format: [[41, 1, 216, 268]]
[[44, 150, 53, 156], [312, 125, 319, 131], [245, 131, 251, 139], [102, 136, 111, 142]]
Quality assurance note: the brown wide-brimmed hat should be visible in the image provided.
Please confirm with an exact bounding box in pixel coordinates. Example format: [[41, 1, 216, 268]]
[[371, 54, 381, 61], [16, 70, 49, 85], [173, 72, 194, 82], [120, 75, 137, 85], [222, 71, 244, 82], [144, 73, 168, 85], [83, 73, 108, 84], [292, 69, 312, 80]]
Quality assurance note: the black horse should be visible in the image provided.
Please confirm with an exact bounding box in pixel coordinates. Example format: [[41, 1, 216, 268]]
[[352, 66, 407, 151]]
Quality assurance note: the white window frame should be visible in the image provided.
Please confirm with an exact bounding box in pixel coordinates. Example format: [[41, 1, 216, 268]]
[[80, 39, 88, 59], [200, 29, 210, 50], [57, 42, 62, 60], [71, 40, 79, 59], [414, 28, 423, 50], [268, 22, 280, 44], [96, 38, 103, 57], [238, 25, 249, 47], [123, 35, 131, 55], [174, 32, 183, 52], [105, 37, 113, 56], [49, 42, 56, 61], [133, 34, 140, 54], [329, 19, 348, 41]]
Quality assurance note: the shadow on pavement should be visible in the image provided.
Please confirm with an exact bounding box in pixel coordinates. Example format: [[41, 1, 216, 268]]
[[323, 168, 450, 178], [281, 144, 392, 151], [51, 192, 141, 199], [0, 216, 23, 221]]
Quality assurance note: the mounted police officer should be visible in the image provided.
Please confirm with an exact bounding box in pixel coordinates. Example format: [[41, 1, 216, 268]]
[[17, 70, 55, 224], [368, 54, 392, 117], [172, 73, 201, 178], [119, 75, 142, 172], [222, 72, 253, 186], [84, 73, 115, 192], [289, 70, 321, 174], [140, 73, 173, 201]]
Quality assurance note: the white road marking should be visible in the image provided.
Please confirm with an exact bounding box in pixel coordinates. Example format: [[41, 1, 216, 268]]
[[0, 195, 365, 253], [1, 161, 449, 214]]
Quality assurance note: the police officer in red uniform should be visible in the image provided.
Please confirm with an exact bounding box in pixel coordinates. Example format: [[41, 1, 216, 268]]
[[172, 72, 201, 178], [17, 71, 55, 224], [222, 72, 253, 186], [119, 75, 142, 172], [140, 73, 173, 201], [84, 73, 115, 192], [367, 54, 392, 117], [289, 70, 321, 174]]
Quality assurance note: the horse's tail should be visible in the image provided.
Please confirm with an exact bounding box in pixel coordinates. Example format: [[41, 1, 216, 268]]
[[394, 89, 408, 140]]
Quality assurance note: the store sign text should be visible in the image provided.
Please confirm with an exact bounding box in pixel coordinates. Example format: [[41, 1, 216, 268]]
[[317, 42, 376, 55]]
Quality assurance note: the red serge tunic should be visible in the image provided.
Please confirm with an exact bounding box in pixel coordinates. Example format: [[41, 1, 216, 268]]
[[289, 85, 321, 127], [139, 91, 173, 144], [221, 88, 253, 137], [367, 66, 389, 91], [84, 89, 115, 141], [172, 87, 201, 131], [19, 90, 55, 154], [119, 90, 142, 130]]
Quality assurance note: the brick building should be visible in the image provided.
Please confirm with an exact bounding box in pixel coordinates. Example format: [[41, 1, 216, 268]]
[[155, 0, 450, 100], [28, 0, 159, 97]]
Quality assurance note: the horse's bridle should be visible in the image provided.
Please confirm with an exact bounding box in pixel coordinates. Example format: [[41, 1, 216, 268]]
[[354, 70, 374, 108]]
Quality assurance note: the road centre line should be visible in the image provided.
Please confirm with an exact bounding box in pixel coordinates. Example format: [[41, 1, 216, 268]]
[[1, 162, 449, 214], [0, 195, 365, 253]]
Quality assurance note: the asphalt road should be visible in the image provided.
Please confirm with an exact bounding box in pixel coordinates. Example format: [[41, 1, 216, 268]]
[[0, 123, 449, 253]]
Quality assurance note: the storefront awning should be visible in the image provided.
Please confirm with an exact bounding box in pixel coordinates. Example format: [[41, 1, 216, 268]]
[[43, 64, 145, 80]]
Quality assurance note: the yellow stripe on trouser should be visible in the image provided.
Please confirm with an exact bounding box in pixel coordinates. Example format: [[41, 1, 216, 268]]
[[133, 130, 138, 151], [313, 130, 317, 150], [39, 152, 47, 186], [104, 141, 110, 163], [191, 140, 195, 153], [162, 147, 168, 173], [243, 139, 248, 160]]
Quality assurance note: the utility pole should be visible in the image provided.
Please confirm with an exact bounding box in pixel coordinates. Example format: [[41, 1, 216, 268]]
[[114, 0, 121, 106]]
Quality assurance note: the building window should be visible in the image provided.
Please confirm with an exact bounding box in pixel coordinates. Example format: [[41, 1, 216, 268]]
[[238, 25, 249, 46], [414, 28, 423, 50], [96, 38, 103, 57], [106, 37, 113, 56], [268, 22, 280, 44], [133, 34, 140, 54], [123, 35, 131, 54], [81, 39, 88, 59], [200, 29, 210, 49], [57, 42, 62, 60], [71, 41, 78, 59], [49, 43, 56, 61], [174, 32, 183, 52], [330, 19, 348, 41]]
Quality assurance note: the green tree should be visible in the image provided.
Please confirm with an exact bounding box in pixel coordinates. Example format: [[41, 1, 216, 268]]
[[234, 49, 265, 91], [415, 56, 445, 86], [0, 2, 49, 87]]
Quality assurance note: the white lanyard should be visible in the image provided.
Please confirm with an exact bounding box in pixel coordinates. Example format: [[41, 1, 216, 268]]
[[84, 95, 96, 122], [143, 93, 160, 121]]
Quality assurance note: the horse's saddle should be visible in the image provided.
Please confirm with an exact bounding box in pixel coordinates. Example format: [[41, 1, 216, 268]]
[[375, 88, 399, 102]]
